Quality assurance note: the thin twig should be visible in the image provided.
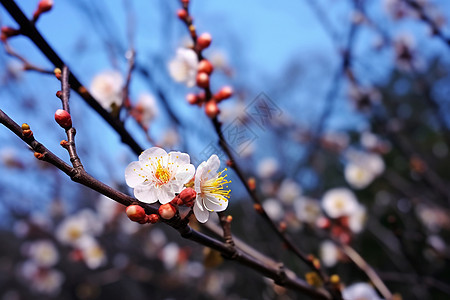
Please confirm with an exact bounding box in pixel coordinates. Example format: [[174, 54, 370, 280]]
[[0, 108, 332, 299]]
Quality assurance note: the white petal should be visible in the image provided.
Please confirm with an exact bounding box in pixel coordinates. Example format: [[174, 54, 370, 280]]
[[157, 187, 175, 204], [125, 161, 146, 188], [168, 151, 190, 165], [194, 199, 209, 223], [134, 184, 158, 204], [206, 155, 220, 173], [174, 164, 195, 184], [203, 194, 228, 212], [139, 147, 167, 164]]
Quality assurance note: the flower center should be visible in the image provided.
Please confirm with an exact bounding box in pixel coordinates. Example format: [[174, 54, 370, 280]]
[[201, 169, 231, 202], [155, 160, 171, 185]]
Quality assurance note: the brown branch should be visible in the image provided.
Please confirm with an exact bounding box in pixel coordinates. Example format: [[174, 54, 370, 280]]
[[176, 0, 331, 288], [340, 244, 393, 300], [0, 0, 144, 155], [0, 108, 331, 299]]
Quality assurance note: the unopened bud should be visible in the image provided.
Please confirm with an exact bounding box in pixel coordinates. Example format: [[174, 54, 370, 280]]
[[247, 177, 256, 191], [330, 274, 340, 285], [56, 90, 63, 98], [186, 93, 198, 105], [253, 203, 263, 213], [34, 152, 44, 160], [178, 188, 197, 207], [148, 214, 160, 224], [21, 123, 30, 130], [196, 72, 209, 88], [197, 32, 212, 49], [54, 68, 61, 80], [38, 0, 53, 13], [1, 26, 19, 42], [126, 205, 146, 222], [279, 221, 287, 232], [22, 129, 33, 139], [33, 0, 53, 20], [159, 203, 177, 219], [204, 100, 219, 118], [60, 140, 69, 148], [177, 9, 188, 20], [54, 109, 72, 129], [198, 59, 213, 75], [316, 216, 330, 229], [215, 86, 233, 102]]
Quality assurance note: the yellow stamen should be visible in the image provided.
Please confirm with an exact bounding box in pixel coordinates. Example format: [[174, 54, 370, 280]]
[[201, 168, 231, 202], [154, 158, 171, 186]]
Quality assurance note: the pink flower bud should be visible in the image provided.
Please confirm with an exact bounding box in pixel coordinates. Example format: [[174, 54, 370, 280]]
[[215, 86, 233, 102], [205, 100, 219, 118], [54, 109, 72, 129], [198, 59, 214, 75], [1, 26, 19, 42], [126, 205, 146, 222], [159, 203, 177, 219], [37, 0, 53, 13], [196, 72, 210, 88], [186, 93, 198, 105], [148, 214, 160, 224], [197, 33, 212, 49], [178, 188, 197, 207], [177, 9, 188, 20]]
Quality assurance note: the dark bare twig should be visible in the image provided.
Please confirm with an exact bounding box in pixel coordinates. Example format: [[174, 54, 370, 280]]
[[0, 108, 331, 299], [403, 0, 450, 49], [0, 0, 144, 155]]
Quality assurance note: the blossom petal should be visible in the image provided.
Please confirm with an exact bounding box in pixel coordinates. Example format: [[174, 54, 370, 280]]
[[168, 151, 190, 165], [139, 147, 167, 164], [157, 187, 175, 204], [134, 184, 158, 204], [125, 161, 146, 188], [203, 194, 228, 212], [194, 199, 209, 223], [206, 155, 220, 173], [174, 164, 195, 184]]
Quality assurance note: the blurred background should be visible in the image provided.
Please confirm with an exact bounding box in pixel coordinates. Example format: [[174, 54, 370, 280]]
[[1, 0, 450, 299]]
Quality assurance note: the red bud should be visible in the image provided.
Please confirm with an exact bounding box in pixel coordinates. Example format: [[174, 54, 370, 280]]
[[205, 100, 219, 118], [186, 93, 198, 105], [215, 86, 233, 102], [126, 205, 146, 222], [159, 203, 177, 219], [197, 32, 212, 49], [178, 188, 197, 207], [54, 109, 72, 129], [177, 9, 188, 20], [148, 214, 160, 224], [198, 59, 214, 75], [196, 72, 210, 88]]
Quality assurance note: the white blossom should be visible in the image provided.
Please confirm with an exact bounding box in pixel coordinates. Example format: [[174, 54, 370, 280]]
[[125, 147, 195, 204], [168, 48, 198, 87], [277, 179, 302, 204], [263, 198, 284, 221], [294, 197, 322, 224], [345, 150, 385, 189], [160, 242, 180, 270], [194, 154, 230, 223], [257, 157, 279, 179], [349, 205, 367, 234], [55, 209, 101, 246], [342, 282, 382, 300], [27, 240, 59, 268], [135, 93, 159, 127], [90, 70, 124, 110], [322, 188, 359, 219], [320, 240, 339, 267], [77, 235, 107, 270]]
